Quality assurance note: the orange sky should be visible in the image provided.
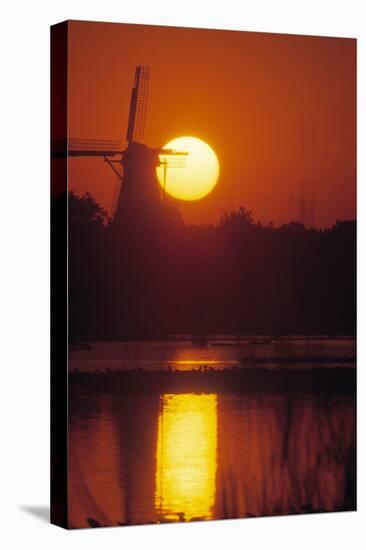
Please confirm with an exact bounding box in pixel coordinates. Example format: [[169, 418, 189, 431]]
[[66, 20, 356, 227]]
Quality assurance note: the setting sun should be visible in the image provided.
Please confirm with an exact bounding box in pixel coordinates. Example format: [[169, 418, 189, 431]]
[[156, 136, 219, 201]]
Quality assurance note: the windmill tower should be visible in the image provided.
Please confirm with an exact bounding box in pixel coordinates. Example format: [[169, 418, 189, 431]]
[[51, 66, 187, 228]]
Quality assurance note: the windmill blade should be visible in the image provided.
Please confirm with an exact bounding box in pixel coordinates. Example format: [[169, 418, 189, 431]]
[[51, 138, 124, 158], [102, 157, 123, 218], [159, 159, 187, 168], [52, 138, 123, 149], [157, 148, 188, 156], [110, 171, 123, 219], [69, 138, 123, 149], [52, 149, 123, 158], [126, 66, 149, 144], [158, 151, 189, 202], [68, 149, 123, 157], [158, 149, 189, 169]]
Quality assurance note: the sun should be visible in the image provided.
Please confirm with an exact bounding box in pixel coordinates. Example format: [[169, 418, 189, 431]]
[[156, 136, 219, 201]]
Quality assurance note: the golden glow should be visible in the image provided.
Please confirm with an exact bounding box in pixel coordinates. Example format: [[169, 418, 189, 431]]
[[155, 393, 217, 522], [156, 136, 219, 201]]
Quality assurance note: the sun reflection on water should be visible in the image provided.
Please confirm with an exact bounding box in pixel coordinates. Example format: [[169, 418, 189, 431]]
[[155, 393, 218, 522]]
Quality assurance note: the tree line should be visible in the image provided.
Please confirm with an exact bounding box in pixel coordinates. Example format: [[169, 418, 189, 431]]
[[56, 191, 356, 341]]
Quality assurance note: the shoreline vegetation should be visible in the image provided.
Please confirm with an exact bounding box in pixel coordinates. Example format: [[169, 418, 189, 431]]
[[61, 192, 356, 341], [69, 365, 356, 395]]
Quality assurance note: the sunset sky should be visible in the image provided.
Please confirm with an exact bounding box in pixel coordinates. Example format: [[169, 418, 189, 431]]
[[66, 20, 356, 227]]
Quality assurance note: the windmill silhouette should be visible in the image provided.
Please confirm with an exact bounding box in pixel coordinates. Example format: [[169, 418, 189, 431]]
[[51, 66, 187, 225]]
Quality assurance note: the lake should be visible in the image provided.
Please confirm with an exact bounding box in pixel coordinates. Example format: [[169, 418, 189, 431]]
[[68, 338, 356, 528]]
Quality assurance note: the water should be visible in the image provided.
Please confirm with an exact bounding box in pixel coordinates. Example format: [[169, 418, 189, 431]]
[[68, 339, 356, 528]]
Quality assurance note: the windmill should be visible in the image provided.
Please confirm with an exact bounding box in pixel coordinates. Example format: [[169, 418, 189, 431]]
[[51, 66, 187, 223]]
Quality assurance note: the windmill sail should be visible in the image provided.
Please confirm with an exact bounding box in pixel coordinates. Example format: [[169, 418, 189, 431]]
[[126, 66, 150, 143], [51, 138, 123, 158], [110, 173, 123, 218]]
